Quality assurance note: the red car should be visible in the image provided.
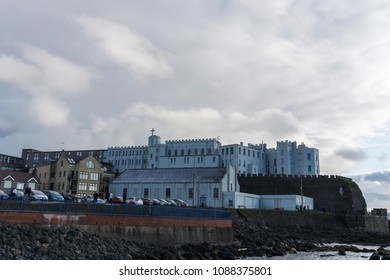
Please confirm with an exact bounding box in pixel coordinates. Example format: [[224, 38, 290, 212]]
[[111, 196, 124, 204]]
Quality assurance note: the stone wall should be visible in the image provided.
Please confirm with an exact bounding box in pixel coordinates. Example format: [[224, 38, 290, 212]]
[[238, 174, 367, 214]]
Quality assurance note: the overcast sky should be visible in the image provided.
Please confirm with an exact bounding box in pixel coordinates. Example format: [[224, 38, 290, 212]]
[[1, 0, 390, 210]]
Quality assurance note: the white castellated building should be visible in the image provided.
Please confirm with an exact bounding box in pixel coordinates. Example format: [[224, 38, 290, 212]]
[[107, 129, 320, 176]]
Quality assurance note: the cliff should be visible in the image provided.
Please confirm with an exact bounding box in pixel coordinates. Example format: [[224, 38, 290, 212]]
[[238, 174, 367, 214]]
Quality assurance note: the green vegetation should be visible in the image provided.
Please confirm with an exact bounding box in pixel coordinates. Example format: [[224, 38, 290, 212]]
[[339, 176, 359, 190]]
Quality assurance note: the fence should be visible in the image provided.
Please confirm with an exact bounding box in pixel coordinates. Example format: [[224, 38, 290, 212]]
[[0, 200, 230, 220]]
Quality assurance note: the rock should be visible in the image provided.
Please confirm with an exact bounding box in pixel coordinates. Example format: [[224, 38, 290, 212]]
[[369, 253, 381, 260], [289, 248, 298, 254], [338, 250, 346, 256]]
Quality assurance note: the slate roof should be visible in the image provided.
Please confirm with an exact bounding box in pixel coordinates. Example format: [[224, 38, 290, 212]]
[[0, 170, 40, 183], [112, 168, 227, 184]]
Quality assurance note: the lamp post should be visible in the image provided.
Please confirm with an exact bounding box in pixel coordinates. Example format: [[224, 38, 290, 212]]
[[300, 175, 304, 210]]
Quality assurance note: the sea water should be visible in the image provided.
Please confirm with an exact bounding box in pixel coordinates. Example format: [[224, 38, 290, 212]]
[[252, 243, 383, 260]]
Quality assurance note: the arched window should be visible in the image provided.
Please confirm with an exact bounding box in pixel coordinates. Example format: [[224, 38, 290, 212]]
[[187, 149, 191, 155], [194, 149, 198, 155], [86, 160, 95, 169], [168, 150, 172, 156], [181, 149, 184, 156], [208, 148, 212, 155], [175, 149, 178, 156], [201, 148, 205, 155]]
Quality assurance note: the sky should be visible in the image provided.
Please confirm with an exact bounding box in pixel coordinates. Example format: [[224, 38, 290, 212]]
[[1, 0, 390, 210]]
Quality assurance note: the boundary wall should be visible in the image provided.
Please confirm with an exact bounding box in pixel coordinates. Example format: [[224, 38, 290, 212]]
[[0, 212, 233, 245]]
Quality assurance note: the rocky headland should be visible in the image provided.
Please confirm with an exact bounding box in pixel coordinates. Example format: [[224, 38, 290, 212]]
[[1, 209, 389, 260]]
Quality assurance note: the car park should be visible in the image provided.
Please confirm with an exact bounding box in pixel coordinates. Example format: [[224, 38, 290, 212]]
[[28, 190, 48, 201], [43, 190, 64, 201], [0, 190, 9, 199]]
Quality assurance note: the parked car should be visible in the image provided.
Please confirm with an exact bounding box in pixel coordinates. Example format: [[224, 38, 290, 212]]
[[83, 195, 104, 203], [165, 199, 178, 206], [62, 193, 79, 202], [151, 198, 163, 206], [28, 190, 48, 201], [157, 198, 171, 206], [111, 196, 124, 204], [43, 190, 64, 201], [172, 198, 188, 207], [0, 190, 9, 199], [141, 198, 154, 205], [127, 197, 143, 205], [8, 190, 25, 200]]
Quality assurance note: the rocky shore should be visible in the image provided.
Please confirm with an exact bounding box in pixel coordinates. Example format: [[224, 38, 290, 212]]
[[1, 210, 390, 260]]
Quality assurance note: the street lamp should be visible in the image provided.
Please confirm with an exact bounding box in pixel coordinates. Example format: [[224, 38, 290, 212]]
[[300, 175, 304, 210]]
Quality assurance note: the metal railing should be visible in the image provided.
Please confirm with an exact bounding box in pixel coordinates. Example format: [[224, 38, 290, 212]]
[[0, 200, 230, 220]]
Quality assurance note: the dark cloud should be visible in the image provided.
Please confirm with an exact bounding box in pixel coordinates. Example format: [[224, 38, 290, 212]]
[[335, 148, 368, 161]]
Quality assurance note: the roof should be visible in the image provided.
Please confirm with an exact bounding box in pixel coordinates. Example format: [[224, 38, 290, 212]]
[[0, 170, 40, 183], [112, 168, 227, 184]]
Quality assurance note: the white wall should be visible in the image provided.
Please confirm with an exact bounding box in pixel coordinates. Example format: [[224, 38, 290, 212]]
[[260, 195, 314, 211], [223, 191, 261, 209]]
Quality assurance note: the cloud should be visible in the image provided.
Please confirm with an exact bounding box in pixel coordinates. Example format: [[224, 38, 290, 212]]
[[0, 45, 92, 128], [21, 45, 92, 95], [0, 45, 92, 96], [28, 95, 70, 127], [335, 148, 368, 161], [352, 171, 390, 210], [74, 15, 174, 82]]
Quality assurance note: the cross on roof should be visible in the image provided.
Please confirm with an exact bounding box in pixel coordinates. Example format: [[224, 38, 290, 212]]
[[151, 128, 155, 136]]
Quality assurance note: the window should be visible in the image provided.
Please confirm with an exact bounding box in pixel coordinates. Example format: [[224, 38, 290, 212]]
[[79, 172, 88, 180], [188, 188, 194, 199], [213, 188, 219, 198], [166, 188, 171, 198], [78, 182, 88, 191], [230, 147, 234, 154], [86, 160, 95, 169], [90, 173, 99, 181], [308, 165, 312, 173], [307, 153, 312, 160], [144, 188, 149, 198], [89, 183, 98, 192]]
